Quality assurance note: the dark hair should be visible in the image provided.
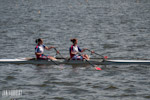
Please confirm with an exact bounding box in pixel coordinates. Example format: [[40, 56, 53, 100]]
[[35, 38, 42, 43], [70, 38, 77, 44]]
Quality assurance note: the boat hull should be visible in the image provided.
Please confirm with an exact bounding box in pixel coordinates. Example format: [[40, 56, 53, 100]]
[[1, 58, 150, 65]]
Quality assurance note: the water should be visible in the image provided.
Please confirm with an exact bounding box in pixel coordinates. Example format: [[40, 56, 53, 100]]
[[0, 0, 150, 100]]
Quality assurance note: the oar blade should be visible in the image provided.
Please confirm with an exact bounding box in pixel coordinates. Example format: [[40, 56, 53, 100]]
[[95, 66, 102, 70], [104, 56, 108, 59]]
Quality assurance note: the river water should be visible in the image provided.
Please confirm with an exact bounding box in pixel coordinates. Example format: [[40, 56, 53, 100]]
[[0, 0, 150, 100]]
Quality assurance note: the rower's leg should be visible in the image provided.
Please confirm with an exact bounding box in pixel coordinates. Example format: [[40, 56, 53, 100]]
[[48, 56, 57, 60], [85, 55, 90, 60], [82, 54, 89, 60]]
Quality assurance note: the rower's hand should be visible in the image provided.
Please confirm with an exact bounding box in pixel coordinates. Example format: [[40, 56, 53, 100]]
[[91, 51, 95, 54]]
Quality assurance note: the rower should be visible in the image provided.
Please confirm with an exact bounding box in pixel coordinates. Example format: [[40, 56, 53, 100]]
[[35, 38, 57, 60], [69, 38, 93, 60]]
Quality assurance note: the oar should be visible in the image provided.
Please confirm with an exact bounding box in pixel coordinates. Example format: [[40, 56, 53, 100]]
[[84, 59, 102, 70], [48, 59, 59, 65], [86, 49, 108, 60], [53, 48, 66, 59], [77, 53, 102, 71], [43, 54, 59, 65], [53, 48, 71, 62]]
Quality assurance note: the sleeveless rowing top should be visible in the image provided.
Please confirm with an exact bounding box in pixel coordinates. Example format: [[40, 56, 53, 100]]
[[69, 45, 81, 58], [35, 44, 46, 58]]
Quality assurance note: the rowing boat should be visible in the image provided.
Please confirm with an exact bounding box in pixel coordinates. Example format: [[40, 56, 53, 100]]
[[1, 58, 150, 65], [0, 58, 103, 65]]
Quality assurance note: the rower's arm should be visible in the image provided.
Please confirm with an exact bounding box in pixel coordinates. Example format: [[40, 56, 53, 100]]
[[45, 46, 55, 50], [81, 48, 87, 52]]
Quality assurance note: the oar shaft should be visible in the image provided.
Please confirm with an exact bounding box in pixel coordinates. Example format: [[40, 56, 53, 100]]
[[44, 54, 58, 65], [84, 59, 102, 70], [53, 48, 66, 59], [49, 59, 59, 65], [86, 49, 104, 58], [84, 59, 95, 67]]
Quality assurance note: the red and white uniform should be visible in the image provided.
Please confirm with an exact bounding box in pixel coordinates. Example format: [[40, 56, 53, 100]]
[[35, 44, 49, 59], [69, 45, 83, 60]]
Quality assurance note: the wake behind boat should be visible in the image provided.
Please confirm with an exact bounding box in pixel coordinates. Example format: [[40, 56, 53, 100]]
[[1, 57, 150, 65]]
